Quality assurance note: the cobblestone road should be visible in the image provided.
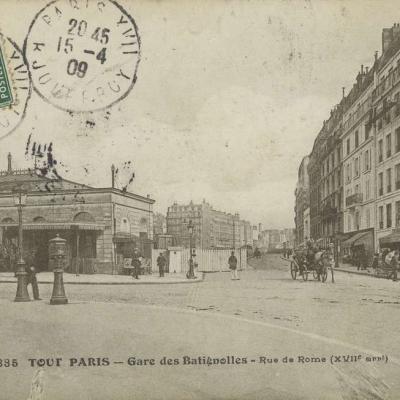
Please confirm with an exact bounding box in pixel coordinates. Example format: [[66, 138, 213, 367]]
[[0, 254, 399, 399]]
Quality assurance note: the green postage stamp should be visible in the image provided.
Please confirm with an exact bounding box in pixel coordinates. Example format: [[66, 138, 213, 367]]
[[0, 41, 13, 108]]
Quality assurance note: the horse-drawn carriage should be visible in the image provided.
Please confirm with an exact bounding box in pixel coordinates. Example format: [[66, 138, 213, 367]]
[[290, 244, 334, 283]]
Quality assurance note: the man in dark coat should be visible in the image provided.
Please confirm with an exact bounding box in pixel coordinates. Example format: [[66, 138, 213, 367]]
[[228, 251, 239, 280], [131, 248, 141, 279], [25, 249, 41, 300], [390, 250, 399, 282], [157, 253, 166, 277]]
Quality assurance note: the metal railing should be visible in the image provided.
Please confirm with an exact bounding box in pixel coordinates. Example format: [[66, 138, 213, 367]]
[[345, 193, 363, 207]]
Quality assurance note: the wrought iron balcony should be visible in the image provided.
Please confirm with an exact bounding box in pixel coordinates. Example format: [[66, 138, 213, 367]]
[[345, 193, 363, 208]]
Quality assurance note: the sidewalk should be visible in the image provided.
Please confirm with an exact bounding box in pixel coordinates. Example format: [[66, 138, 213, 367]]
[[0, 272, 204, 285], [335, 263, 383, 278]]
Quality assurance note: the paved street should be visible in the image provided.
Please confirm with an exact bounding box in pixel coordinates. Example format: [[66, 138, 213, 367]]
[[1, 254, 399, 399]]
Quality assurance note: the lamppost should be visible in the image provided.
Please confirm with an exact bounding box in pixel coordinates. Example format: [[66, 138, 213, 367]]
[[12, 185, 30, 302], [187, 220, 195, 279]]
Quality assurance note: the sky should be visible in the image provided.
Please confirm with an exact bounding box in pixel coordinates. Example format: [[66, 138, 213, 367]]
[[0, 0, 399, 228]]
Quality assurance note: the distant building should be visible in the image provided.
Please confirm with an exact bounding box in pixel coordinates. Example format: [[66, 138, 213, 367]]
[[166, 200, 252, 249], [252, 223, 262, 248], [258, 228, 295, 252], [155, 234, 174, 250], [294, 156, 309, 246], [153, 212, 166, 236]]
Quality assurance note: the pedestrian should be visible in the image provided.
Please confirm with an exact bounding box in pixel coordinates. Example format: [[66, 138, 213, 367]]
[[356, 248, 364, 270], [157, 252, 166, 277], [371, 253, 379, 272], [390, 250, 399, 282], [228, 251, 239, 280], [360, 248, 368, 270], [26, 250, 41, 300], [131, 248, 141, 280]]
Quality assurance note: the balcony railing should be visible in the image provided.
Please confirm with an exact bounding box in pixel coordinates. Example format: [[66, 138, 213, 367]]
[[345, 193, 363, 208]]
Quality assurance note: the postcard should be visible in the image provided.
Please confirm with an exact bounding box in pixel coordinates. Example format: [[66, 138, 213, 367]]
[[0, 1, 399, 399]]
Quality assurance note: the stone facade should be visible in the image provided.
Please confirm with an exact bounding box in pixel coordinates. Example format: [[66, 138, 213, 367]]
[[0, 159, 154, 274], [166, 200, 252, 249], [298, 23, 400, 257]]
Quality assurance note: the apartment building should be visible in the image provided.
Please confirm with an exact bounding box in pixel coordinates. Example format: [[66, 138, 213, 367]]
[[299, 23, 400, 257], [342, 68, 375, 245], [166, 200, 252, 249], [372, 25, 400, 249], [308, 107, 343, 244]]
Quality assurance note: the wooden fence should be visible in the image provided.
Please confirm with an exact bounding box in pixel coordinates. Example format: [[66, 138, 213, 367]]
[[152, 248, 247, 273]]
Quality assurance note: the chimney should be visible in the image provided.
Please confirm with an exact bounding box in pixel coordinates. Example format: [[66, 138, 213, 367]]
[[375, 51, 379, 62], [342, 87, 345, 98], [382, 27, 393, 54], [361, 65, 364, 74], [7, 153, 12, 173], [111, 164, 115, 188], [393, 22, 400, 38], [366, 66, 369, 74]]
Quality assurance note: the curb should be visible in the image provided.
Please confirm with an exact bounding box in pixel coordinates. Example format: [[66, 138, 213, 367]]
[[0, 272, 205, 286], [334, 268, 387, 279]]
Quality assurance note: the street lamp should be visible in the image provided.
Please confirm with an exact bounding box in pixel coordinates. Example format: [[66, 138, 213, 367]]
[[187, 220, 196, 279], [12, 185, 30, 302]]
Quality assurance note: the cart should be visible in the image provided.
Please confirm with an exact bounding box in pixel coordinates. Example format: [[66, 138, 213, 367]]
[[290, 249, 334, 283]]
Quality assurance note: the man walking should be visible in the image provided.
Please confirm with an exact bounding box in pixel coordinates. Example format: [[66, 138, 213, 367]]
[[390, 250, 399, 282], [228, 251, 239, 280], [26, 249, 41, 300], [157, 252, 166, 277]]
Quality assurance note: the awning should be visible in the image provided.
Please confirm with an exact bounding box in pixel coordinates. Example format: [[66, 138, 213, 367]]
[[379, 231, 400, 245], [0, 222, 105, 231], [342, 231, 369, 247]]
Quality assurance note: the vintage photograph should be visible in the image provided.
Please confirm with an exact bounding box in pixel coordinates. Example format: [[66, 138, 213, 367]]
[[0, 0, 400, 399]]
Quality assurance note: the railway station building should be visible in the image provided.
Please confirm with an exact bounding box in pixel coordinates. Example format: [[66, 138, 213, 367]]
[[0, 154, 154, 274]]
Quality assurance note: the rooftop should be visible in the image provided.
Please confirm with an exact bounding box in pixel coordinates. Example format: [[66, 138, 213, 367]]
[[0, 154, 155, 204]]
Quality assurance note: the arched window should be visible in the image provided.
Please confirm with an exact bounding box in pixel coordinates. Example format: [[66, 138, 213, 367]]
[[33, 216, 46, 222], [120, 218, 130, 233], [73, 212, 95, 223]]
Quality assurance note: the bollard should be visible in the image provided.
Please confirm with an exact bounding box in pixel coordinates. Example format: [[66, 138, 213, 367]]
[[49, 234, 68, 305]]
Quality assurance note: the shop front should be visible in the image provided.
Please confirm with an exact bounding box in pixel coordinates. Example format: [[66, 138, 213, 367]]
[[379, 229, 400, 250], [0, 221, 104, 273], [341, 228, 375, 265]]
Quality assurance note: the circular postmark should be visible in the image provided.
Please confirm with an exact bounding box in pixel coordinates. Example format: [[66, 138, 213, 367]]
[[24, 0, 141, 112], [0, 34, 31, 140]]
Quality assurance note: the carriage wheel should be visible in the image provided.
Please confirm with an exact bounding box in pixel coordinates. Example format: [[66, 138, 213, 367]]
[[290, 262, 297, 280], [302, 266, 308, 281], [312, 270, 319, 280], [321, 267, 328, 282]]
